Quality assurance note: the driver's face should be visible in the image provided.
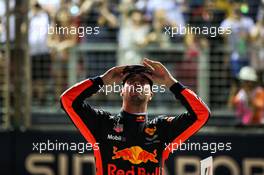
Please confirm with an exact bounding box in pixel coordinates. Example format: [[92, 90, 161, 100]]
[[121, 74, 152, 102]]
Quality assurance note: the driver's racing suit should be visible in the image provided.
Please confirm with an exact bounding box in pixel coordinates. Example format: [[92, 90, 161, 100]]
[[60, 76, 210, 175]]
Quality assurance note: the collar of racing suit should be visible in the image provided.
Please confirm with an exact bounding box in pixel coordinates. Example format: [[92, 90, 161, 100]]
[[120, 110, 148, 123], [120, 110, 148, 122], [118, 110, 148, 136]]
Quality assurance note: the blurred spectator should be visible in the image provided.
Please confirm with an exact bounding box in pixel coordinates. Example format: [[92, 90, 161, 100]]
[[174, 33, 209, 92], [230, 66, 264, 125], [47, 0, 78, 104], [78, 0, 118, 80], [37, 0, 61, 18], [251, 10, 264, 84], [145, 0, 185, 42], [118, 8, 150, 65], [144, 9, 170, 48], [190, 0, 227, 27], [145, 0, 185, 28], [189, 0, 226, 48], [79, 0, 118, 42], [220, 3, 254, 78], [29, 0, 51, 105]]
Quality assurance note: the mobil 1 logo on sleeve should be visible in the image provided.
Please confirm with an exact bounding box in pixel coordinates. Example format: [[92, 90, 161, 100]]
[[201, 156, 213, 175]]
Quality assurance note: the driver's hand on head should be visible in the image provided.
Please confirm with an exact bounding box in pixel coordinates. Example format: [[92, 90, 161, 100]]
[[142, 58, 177, 88], [100, 66, 128, 85]]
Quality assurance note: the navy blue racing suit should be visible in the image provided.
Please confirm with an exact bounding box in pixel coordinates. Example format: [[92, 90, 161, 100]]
[[61, 76, 210, 175]]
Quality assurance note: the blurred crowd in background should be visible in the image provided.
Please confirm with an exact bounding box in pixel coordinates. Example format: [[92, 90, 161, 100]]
[[0, 0, 264, 125]]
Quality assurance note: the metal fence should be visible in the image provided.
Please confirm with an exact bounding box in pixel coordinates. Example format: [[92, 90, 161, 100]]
[[0, 41, 235, 128], [30, 42, 234, 114]]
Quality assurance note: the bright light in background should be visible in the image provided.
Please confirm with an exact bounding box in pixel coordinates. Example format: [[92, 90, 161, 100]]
[[240, 3, 249, 14], [70, 5, 79, 16]]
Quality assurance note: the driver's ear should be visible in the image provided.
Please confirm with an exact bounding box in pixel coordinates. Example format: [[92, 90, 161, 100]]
[[149, 91, 153, 101]]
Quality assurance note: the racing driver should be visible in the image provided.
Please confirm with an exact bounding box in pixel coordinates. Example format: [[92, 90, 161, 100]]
[[60, 58, 211, 175]]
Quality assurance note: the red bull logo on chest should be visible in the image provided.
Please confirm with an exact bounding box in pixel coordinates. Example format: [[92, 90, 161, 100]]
[[112, 146, 158, 164]]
